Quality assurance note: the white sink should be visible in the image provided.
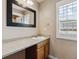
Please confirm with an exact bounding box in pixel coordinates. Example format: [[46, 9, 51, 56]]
[[32, 36, 46, 40]]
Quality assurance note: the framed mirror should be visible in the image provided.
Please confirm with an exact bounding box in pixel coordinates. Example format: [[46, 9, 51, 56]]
[[7, 0, 36, 27]]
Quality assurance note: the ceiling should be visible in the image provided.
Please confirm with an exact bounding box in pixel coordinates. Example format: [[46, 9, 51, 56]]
[[36, 0, 45, 3]]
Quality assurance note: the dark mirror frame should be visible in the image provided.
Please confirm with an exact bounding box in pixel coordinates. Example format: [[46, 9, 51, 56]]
[[7, 0, 36, 27]]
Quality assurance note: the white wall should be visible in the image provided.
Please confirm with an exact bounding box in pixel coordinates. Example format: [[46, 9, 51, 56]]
[[2, 0, 39, 40], [39, 0, 77, 59]]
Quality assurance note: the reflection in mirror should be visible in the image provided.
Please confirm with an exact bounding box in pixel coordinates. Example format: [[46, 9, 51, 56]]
[[12, 3, 34, 25]]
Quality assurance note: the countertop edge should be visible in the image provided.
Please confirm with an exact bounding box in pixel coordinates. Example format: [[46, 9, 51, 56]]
[[2, 37, 49, 58]]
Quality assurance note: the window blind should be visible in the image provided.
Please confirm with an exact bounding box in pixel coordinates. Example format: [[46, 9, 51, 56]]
[[56, 0, 77, 40]]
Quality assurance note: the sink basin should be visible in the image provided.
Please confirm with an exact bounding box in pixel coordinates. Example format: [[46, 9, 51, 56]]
[[32, 36, 46, 40]]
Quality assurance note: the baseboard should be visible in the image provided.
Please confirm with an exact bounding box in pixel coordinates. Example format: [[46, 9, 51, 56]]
[[48, 55, 58, 59]]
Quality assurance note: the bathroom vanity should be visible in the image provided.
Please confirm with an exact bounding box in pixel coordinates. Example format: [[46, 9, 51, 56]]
[[3, 36, 49, 59]]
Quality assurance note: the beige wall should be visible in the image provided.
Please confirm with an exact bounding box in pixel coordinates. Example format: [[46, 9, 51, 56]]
[[2, 0, 39, 40], [39, 0, 77, 59]]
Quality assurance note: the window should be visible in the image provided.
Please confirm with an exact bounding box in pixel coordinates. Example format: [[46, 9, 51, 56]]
[[56, 0, 77, 40]]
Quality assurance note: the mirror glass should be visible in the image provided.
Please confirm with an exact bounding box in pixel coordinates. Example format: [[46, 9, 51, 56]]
[[7, 0, 36, 27], [12, 3, 34, 25]]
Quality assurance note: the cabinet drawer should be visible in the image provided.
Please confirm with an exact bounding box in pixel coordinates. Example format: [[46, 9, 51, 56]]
[[37, 39, 49, 48]]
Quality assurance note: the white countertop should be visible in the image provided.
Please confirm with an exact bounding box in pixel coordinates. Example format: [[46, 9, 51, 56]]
[[2, 36, 49, 58]]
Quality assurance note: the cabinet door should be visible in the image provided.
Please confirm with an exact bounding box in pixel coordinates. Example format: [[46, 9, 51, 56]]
[[3, 50, 25, 59], [37, 47, 44, 59], [26, 45, 37, 59], [45, 45, 49, 59]]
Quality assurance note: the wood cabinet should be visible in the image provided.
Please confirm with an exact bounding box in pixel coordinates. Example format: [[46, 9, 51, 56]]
[[37, 39, 49, 59], [3, 50, 25, 59], [45, 45, 49, 59], [37, 47, 44, 59], [26, 45, 37, 59], [3, 39, 49, 59]]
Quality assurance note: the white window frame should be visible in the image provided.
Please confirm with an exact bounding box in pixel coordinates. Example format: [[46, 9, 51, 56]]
[[56, 0, 77, 40]]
